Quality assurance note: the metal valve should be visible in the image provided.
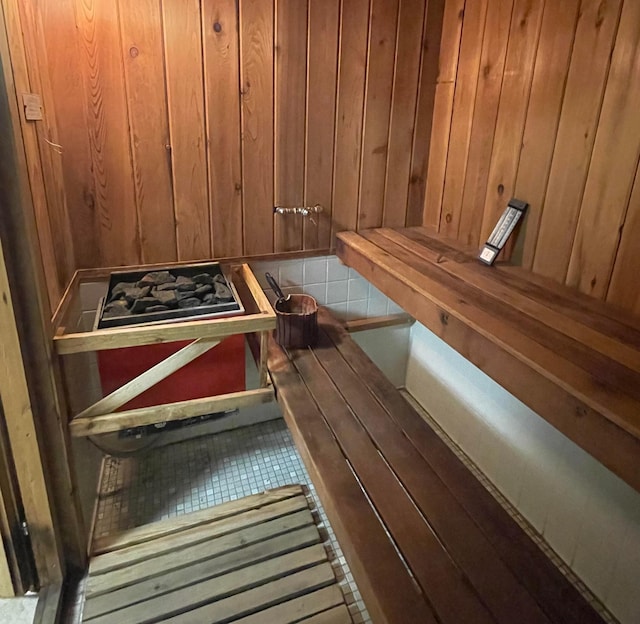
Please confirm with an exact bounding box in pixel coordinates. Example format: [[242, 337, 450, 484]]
[[273, 204, 323, 225]]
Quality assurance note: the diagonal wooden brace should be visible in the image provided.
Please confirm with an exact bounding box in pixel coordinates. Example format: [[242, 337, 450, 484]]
[[75, 337, 221, 420]]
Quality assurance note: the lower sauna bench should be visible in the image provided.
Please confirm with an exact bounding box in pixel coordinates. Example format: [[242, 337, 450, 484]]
[[267, 307, 612, 624]]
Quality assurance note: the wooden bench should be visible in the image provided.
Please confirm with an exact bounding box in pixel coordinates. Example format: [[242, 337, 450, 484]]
[[267, 308, 606, 624], [337, 227, 640, 494]]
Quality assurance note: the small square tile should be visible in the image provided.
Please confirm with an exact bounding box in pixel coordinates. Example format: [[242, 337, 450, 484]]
[[303, 258, 328, 284], [346, 299, 368, 319], [348, 278, 369, 301], [326, 280, 348, 304], [327, 257, 349, 281], [304, 283, 327, 304], [279, 261, 303, 287]]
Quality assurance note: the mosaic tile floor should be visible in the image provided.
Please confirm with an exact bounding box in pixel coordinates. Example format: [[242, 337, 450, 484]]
[[94, 418, 370, 624]]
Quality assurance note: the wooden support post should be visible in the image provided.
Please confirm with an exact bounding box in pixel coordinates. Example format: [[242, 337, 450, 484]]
[[259, 331, 269, 388]]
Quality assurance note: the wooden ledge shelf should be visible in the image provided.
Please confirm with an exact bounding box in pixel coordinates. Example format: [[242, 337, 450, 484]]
[[53, 263, 276, 437], [336, 227, 640, 493]]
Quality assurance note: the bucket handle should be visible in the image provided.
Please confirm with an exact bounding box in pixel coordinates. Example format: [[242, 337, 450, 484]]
[[265, 272, 290, 303]]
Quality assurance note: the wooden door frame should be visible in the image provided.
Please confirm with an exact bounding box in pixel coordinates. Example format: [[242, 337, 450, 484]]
[[0, 0, 86, 588]]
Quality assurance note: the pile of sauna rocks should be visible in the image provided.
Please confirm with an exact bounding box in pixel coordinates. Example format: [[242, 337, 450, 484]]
[[102, 270, 234, 319]]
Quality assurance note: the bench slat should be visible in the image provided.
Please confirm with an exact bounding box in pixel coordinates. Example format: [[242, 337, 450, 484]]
[[319, 309, 606, 624], [267, 339, 437, 624], [289, 343, 497, 624], [307, 327, 551, 624]]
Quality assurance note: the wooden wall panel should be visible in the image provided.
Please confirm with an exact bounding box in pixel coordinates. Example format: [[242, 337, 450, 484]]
[[239, 0, 274, 256], [16, 0, 436, 278], [566, 0, 640, 298], [382, 0, 426, 227], [331, 0, 370, 240], [357, 0, 399, 230], [120, 0, 177, 264], [425, 0, 640, 317], [421, 0, 464, 231], [203, 0, 243, 258], [514, 0, 580, 269], [162, 0, 210, 261], [532, 0, 620, 282], [274, 0, 308, 253], [76, 0, 141, 267], [304, 0, 339, 249]]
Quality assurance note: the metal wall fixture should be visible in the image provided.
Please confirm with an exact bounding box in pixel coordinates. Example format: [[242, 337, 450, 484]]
[[273, 204, 323, 225]]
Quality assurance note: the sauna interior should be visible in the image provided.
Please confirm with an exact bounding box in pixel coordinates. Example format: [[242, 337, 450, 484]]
[[1, 0, 639, 622]]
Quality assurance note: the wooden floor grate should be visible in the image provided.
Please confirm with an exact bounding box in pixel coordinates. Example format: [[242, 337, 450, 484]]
[[81, 485, 352, 624]]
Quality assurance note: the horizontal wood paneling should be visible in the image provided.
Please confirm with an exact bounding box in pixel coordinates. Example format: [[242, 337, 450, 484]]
[[16, 0, 438, 277], [426, 0, 640, 317]]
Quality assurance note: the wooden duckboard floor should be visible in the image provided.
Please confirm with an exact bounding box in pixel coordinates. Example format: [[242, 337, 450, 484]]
[[82, 485, 351, 624]]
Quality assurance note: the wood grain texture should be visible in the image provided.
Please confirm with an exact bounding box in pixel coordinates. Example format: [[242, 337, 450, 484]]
[[478, 0, 545, 244], [608, 162, 640, 315], [337, 229, 640, 493], [457, 0, 513, 248], [162, 0, 210, 261], [120, 0, 177, 264], [406, 0, 445, 227], [15, 0, 76, 285], [203, 0, 244, 258], [304, 0, 339, 250], [421, 0, 463, 230], [439, 0, 488, 238], [239, 0, 274, 256], [357, 0, 399, 230], [566, 0, 640, 298], [382, 0, 426, 227], [331, 0, 370, 241], [41, 0, 98, 270], [1, 0, 62, 308], [274, 0, 307, 252], [76, 0, 141, 267], [514, 0, 580, 268], [532, 0, 621, 282]]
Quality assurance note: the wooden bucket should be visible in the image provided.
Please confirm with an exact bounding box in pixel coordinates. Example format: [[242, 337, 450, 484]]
[[274, 294, 318, 348]]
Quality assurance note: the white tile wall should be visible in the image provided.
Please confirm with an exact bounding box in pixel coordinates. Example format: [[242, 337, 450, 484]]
[[406, 321, 640, 624], [252, 255, 402, 321], [251, 255, 411, 386]]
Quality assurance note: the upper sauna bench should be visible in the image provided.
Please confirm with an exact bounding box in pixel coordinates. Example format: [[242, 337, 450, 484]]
[[336, 227, 640, 494]]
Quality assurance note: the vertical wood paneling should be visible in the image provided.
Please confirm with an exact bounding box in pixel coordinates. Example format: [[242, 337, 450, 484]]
[[120, 0, 176, 264], [439, 0, 488, 238], [514, 0, 580, 269], [357, 0, 399, 230], [478, 0, 544, 244], [203, 0, 243, 257], [382, 0, 426, 227], [162, 0, 210, 261], [608, 163, 640, 314], [76, 0, 141, 267], [41, 0, 98, 270], [240, 0, 274, 256], [274, 0, 308, 253], [16, 1, 76, 284], [331, 0, 370, 241], [567, 0, 640, 298], [457, 0, 513, 247], [304, 0, 339, 249], [20, 0, 437, 275], [421, 0, 464, 230], [1, 0, 61, 306], [532, 0, 621, 282]]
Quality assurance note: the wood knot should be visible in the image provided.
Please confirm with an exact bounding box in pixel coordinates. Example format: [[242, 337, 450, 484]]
[[129, 46, 139, 58], [497, 184, 504, 195], [575, 406, 587, 418], [235, 182, 242, 191], [590, 276, 597, 289], [213, 21, 222, 33], [483, 64, 491, 78], [445, 213, 452, 224], [440, 312, 449, 326]]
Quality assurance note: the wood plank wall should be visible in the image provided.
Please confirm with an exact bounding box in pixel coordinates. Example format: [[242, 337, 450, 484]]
[[425, 0, 640, 316], [19, 0, 443, 283]]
